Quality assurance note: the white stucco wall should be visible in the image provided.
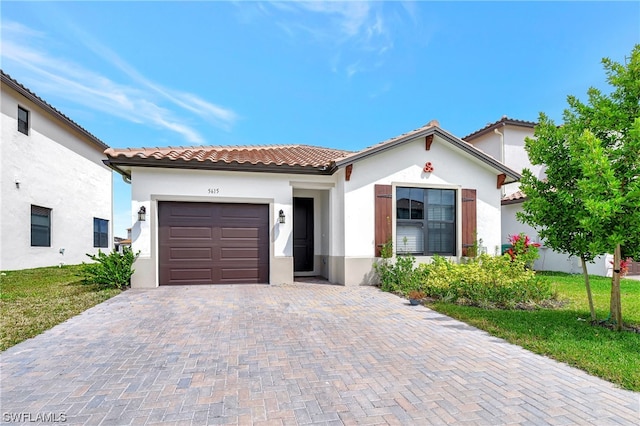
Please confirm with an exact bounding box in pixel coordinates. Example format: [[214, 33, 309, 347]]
[[341, 135, 504, 284], [128, 167, 339, 287], [0, 86, 112, 270], [466, 125, 544, 196], [503, 127, 543, 177], [466, 131, 502, 163]]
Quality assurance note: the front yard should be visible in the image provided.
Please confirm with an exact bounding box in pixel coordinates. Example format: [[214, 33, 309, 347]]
[[0, 265, 121, 351], [428, 272, 640, 391]]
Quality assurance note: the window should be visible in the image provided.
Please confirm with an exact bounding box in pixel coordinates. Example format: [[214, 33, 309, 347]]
[[18, 106, 29, 135], [94, 218, 109, 248], [396, 187, 456, 255], [31, 205, 51, 247]]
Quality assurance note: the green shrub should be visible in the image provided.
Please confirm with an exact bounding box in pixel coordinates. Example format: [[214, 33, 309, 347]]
[[375, 245, 554, 308], [417, 254, 553, 308], [373, 239, 421, 293], [81, 248, 138, 289]]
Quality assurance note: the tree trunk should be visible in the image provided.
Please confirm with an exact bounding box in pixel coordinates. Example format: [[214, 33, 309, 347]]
[[580, 256, 596, 322], [610, 244, 623, 331]]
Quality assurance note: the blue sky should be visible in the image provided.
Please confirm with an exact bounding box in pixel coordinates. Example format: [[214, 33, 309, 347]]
[[2, 1, 638, 238]]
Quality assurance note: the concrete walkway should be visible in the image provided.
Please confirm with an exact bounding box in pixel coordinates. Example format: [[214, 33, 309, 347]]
[[1, 284, 638, 425]]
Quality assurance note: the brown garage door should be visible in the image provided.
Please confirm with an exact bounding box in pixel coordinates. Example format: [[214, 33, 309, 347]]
[[159, 202, 269, 285]]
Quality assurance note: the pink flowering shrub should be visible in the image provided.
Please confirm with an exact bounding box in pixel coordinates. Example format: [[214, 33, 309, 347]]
[[610, 257, 633, 277], [506, 233, 541, 269]]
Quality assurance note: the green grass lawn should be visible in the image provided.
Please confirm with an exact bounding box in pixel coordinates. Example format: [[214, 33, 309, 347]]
[[428, 272, 640, 391], [0, 265, 121, 351]]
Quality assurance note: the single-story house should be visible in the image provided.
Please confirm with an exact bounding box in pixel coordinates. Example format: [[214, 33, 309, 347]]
[[104, 120, 520, 288]]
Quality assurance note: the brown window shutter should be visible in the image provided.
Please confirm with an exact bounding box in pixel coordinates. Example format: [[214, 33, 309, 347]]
[[461, 189, 477, 257], [374, 184, 393, 257]]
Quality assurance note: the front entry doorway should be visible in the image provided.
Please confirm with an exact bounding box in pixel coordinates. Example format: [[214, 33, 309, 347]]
[[293, 197, 314, 272]]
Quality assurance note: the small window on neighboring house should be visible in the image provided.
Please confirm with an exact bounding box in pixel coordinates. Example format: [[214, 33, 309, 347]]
[[31, 205, 51, 247], [18, 106, 29, 135], [94, 218, 109, 248]]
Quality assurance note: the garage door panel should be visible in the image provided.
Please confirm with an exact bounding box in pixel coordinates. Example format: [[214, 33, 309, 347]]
[[169, 268, 212, 282], [221, 268, 262, 279], [169, 227, 213, 239], [169, 247, 212, 260], [221, 247, 260, 260], [169, 205, 216, 219], [219, 204, 266, 218], [220, 227, 264, 239], [159, 202, 269, 285]]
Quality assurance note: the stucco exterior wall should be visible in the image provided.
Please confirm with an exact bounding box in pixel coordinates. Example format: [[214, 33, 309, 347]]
[[503, 127, 543, 177], [128, 167, 339, 288], [466, 125, 544, 197], [342, 136, 504, 285], [0, 86, 112, 270], [466, 131, 502, 162]]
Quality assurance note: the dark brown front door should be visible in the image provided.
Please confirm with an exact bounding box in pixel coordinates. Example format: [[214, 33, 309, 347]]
[[628, 260, 640, 276], [158, 202, 269, 285], [293, 198, 314, 272]]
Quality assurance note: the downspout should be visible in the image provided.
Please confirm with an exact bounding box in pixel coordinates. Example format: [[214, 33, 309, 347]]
[[494, 127, 505, 195], [493, 127, 505, 164], [103, 159, 132, 184]]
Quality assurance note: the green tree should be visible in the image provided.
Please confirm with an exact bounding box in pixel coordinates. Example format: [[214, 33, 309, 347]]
[[519, 45, 640, 330]]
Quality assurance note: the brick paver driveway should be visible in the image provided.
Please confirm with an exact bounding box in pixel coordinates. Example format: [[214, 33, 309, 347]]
[[1, 284, 638, 425]]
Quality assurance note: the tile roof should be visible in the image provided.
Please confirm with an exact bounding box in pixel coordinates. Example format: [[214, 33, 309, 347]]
[[463, 116, 537, 141], [104, 144, 353, 171], [1, 70, 109, 151], [502, 189, 527, 205]]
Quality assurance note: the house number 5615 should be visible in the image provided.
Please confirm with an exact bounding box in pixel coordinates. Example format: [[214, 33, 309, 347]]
[[208, 188, 220, 194]]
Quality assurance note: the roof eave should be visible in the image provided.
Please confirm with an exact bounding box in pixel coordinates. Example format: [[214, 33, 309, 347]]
[[335, 126, 521, 184], [501, 197, 526, 205], [103, 157, 336, 176], [463, 119, 536, 142], [1, 71, 109, 152]]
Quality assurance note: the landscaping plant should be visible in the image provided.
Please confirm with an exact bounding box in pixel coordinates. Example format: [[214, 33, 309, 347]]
[[519, 44, 640, 330], [374, 239, 421, 294], [417, 254, 553, 308], [81, 247, 138, 289], [375, 234, 553, 308]]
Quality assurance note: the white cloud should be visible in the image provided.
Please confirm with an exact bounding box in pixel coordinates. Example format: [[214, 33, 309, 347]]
[[1, 20, 46, 38], [0, 20, 238, 143], [258, 1, 401, 78]]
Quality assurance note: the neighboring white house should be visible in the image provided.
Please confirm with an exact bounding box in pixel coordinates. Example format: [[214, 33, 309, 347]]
[[463, 116, 616, 276], [0, 71, 113, 270], [114, 228, 132, 254], [104, 120, 520, 288]]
